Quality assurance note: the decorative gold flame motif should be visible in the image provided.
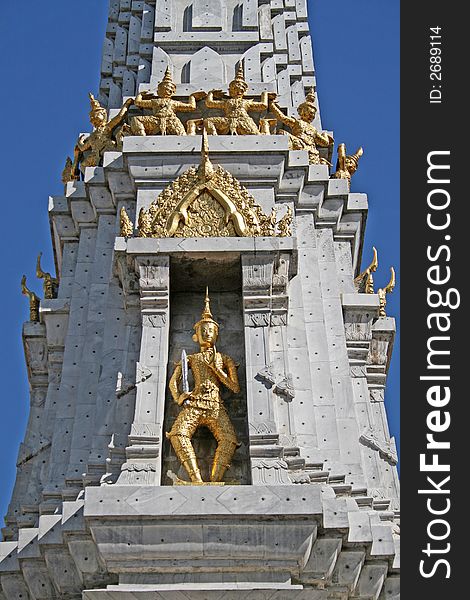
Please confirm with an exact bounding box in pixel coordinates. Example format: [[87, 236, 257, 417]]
[[355, 246, 378, 294], [136, 133, 292, 238], [378, 267, 396, 317]]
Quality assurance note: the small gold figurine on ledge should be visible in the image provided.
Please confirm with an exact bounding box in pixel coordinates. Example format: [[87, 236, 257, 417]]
[[119, 207, 134, 238], [269, 89, 333, 164], [21, 276, 40, 323], [331, 143, 363, 188], [166, 289, 240, 484], [137, 207, 152, 237], [277, 206, 293, 237], [61, 157, 75, 185], [378, 267, 396, 317], [69, 93, 134, 179], [354, 246, 378, 294], [36, 253, 59, 299], [204, 64, 273, 136], [130, 68, 205, 136]]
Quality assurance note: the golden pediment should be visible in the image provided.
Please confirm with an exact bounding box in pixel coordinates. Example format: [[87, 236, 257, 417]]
[[134, 133, 292, 239]]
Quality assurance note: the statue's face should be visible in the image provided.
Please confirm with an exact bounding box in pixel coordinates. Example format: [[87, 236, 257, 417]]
[[197, 321, 218, 347], [298, 104, 316, 122], [90, 110, 107, 127], [158, 82, 176, 98], [229, 81, 247, 98], [345, 158, 357, 173]]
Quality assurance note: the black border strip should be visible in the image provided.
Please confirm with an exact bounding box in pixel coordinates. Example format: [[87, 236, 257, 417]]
[[401, 2, 465, 596]]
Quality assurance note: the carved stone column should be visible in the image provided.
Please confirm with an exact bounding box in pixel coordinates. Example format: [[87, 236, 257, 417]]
[[118, 255, 170, 485], [241, 253, 291, 484]]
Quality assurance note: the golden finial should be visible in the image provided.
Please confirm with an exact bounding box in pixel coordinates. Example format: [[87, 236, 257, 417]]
[[21, 275, 40, 322], [36, 253, 59, 299], [162, 66, 173, 84], [88, 92, 105, 117], [305, 87, 316, 105], [193, 288, 219, 334], [378, 267, 396, 317], [158, 66, 177, 94], [61, 156, 75, 184], [298, 87, 316, 112], [348, 147, 364, 170], [120, 207, 134, 238], [202, 287, 213, 320], [230, 62, 248, 92], [355, 246, 378, 294], [235, 62, 245, 81], [198, 128, 215, 180], [277, 206, 293, 237], [137, 207, 152, 237]]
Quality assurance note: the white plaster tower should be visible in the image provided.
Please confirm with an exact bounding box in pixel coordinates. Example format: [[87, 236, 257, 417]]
[[1, 1, 400, 598]]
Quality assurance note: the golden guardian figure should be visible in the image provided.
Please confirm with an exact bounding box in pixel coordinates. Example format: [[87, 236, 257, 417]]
[[166, 290, 240, 484]]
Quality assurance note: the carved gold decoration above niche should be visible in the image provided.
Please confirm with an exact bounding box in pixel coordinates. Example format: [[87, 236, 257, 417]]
[[137, 132, 292, 239]]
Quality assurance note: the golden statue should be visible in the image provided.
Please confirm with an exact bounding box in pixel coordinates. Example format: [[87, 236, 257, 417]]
[[204, 64, 272, 135], [269, 89, 333, 164], [70, 94, 134, 178], [130, 68, 205, 136], [331, 143, 363, 188], [166, 290, 240, 484], [36, 253, 59, 299], [119, 207, 134, 237], [21, 276, 40, 322], [378, 267, 396, 317], [354, 246, 378, 294]]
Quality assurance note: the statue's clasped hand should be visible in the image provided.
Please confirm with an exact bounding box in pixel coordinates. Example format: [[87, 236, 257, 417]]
[[177, 392, 192, 406]]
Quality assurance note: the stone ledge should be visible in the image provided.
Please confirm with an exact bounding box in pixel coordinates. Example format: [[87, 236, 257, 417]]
[[122, 134, 289, 155], [83, 589, 324, 599], [341, 293, 380, 310], [116, 235, 296, 255], [84, 484, 323, 518]]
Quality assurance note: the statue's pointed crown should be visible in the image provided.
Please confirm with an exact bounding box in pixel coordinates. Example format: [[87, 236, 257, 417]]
[[348, 147, 364, 167], [305, 87, 316, 105], [230, 63, 248, 91], [88, 92, 106, 116], [198, 128, 215, 180], [193, 287, 219, 331], [159, 66, 176, 90], [298, 87, 316, 112]]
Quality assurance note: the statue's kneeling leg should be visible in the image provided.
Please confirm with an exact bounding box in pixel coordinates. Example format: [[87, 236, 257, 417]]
[[209, 410, 239, 482], [130, 116, 147, 136], [204, 117, 229, 136], [169, 433, 203, 483], [167, 408, 203, 483]]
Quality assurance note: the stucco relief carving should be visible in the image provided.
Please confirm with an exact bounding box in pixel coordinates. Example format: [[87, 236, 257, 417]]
[[251, 459, 292, 485], [344, 315, 373, 341], [142, 314, 167, 327], [359, 427, 398, 465], [367, 337, 389, 366], [138, 264, 168, 290], [25, 339, 48, 374], [274, 374, 295, 401]]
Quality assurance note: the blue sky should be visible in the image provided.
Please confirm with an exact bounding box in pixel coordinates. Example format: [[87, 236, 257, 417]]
[[0, 1, 399, 523]]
